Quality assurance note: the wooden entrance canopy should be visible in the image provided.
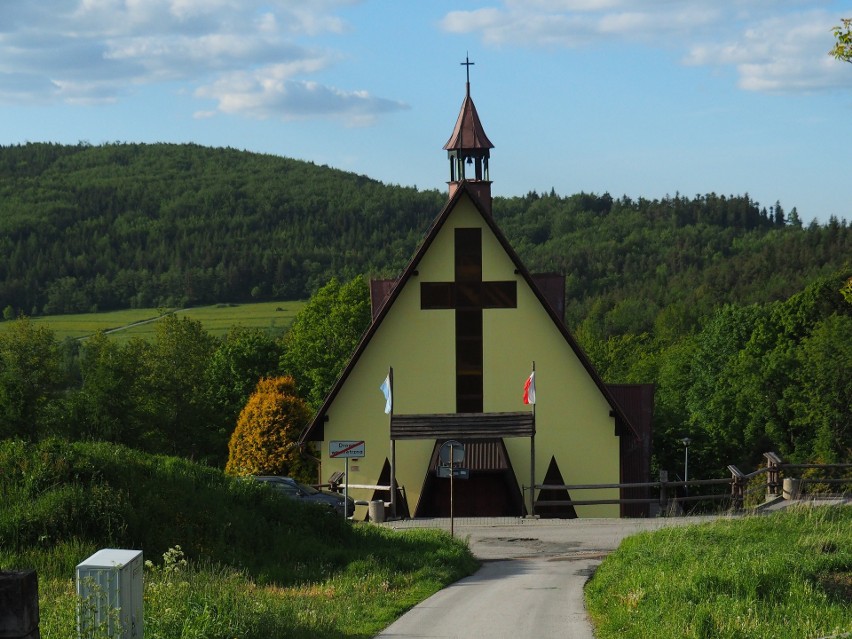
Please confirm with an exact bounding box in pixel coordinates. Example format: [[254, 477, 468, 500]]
[[390, 411, 534, 440], [388, 411, 536, 517]]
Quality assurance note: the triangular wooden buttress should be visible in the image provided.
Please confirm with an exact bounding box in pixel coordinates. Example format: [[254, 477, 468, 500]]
[[535, 456, 578, 519]]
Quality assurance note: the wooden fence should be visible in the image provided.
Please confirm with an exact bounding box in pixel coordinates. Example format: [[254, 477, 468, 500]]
[[530, 452, 852, 516]]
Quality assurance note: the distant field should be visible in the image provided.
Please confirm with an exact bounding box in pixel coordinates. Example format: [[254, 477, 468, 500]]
[[0, 300, 306, 341]]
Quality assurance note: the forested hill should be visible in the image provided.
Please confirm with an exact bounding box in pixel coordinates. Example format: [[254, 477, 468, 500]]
[[495, 191, 850, 337], [0, 142, 444, 313], [1, 142, 849, 337]]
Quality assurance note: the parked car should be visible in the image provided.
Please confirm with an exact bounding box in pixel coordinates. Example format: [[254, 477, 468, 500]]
[[253, 476, 355, 518]]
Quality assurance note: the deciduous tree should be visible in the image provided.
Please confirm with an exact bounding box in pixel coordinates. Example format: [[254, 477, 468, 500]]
[[0, 318, 63, 439], [144, 314, 218, 459], [206, 326, 282, 418], [279, 276, 371, 408], [831, 18, 852, 62], [205, 326, 282, 463]]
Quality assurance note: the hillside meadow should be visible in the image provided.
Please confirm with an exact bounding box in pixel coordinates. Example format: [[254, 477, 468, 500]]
[[0, 300, 305, 341], [0, 438, 478, 638]]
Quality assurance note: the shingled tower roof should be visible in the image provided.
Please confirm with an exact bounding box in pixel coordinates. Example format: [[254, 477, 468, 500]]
[[443, 82, 494, 152]]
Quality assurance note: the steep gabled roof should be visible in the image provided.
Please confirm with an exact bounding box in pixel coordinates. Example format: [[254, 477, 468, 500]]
[[300, 182, 638, 443]]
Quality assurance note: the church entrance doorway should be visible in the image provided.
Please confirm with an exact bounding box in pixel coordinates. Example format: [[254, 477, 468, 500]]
[[414, 439, 525, 517]]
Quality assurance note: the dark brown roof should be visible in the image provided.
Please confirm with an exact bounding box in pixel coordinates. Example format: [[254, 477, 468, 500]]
[[369, 279, 396, 321], [531, 273, 565, 320], [299, 183, 635, 443], [443, 91, 494, 152]]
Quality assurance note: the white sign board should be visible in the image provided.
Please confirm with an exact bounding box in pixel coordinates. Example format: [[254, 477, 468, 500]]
[[436, 466, 469, 479], [329, 440, 365, 458]]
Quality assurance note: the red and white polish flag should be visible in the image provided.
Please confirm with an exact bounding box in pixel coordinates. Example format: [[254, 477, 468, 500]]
[[523, 371, 536, 405]]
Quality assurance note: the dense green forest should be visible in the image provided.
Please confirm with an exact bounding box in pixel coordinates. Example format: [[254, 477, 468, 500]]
[[0, 142, 443, 313], [0, 142, 849, 481], [1, 142, 849, 339], [497, 190, 849, 337]]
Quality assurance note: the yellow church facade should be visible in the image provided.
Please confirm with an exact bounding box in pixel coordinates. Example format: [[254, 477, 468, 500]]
[[300, 67, 650, 519]]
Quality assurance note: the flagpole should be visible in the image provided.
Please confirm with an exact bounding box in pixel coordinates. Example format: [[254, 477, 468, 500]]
[[388, 366, 397, 519], [529, 361, 536, 518]]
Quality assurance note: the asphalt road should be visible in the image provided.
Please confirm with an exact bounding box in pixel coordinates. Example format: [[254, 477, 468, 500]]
[[375, 516, 717, 639]]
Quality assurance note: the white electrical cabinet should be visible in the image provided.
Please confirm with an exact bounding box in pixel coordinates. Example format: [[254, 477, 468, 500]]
[[76, 549, 143, 639]]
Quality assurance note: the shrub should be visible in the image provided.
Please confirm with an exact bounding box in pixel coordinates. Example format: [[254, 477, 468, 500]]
[[225, 376, 315, 481]]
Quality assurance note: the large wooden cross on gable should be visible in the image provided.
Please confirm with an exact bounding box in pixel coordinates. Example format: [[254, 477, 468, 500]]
[[421, 227, 517, 412]]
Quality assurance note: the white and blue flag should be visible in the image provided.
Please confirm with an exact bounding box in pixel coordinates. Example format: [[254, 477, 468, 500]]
[[380, 374, 392, 414]]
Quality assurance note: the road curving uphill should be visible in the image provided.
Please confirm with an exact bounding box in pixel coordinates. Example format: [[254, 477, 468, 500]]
[[375, 516, 716, 638]]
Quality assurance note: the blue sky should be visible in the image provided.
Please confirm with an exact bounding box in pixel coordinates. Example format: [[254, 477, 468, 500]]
[[1, 1, 850, 224]]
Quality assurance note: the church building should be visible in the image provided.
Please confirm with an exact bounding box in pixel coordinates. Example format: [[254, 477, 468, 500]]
[[300, 62, 652, 519]]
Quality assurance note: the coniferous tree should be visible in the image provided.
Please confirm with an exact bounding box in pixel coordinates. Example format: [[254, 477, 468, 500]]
[[225, 376, 314, 482]]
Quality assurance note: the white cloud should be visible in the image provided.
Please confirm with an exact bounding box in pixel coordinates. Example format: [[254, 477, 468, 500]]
[[684, 11, 852, 93], [194, 63, 408, 125], [0, 0, 406, 121], [441, 2, 724, 46], [505, 0, 626, 11], [597, 6, 722, 37], [440, 1, 852, 93], [443, 9, 599, 47], [0, 71, 58, 104]]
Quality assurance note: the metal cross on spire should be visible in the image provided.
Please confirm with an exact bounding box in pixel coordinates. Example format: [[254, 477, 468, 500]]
[[461, 53, 474, 94]]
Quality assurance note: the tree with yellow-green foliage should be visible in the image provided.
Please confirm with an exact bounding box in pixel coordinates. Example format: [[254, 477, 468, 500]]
[[225, 376, 315, 482], [831, 19, 852, 62]]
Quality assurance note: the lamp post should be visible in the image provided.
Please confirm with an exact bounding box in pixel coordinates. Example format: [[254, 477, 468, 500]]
[[682, 437, 691, 498]]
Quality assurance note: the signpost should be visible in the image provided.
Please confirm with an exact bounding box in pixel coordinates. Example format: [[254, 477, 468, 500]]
[[438, 440, 466, 537], [330, 440, 365, 519], [436, 467, 469, 479]]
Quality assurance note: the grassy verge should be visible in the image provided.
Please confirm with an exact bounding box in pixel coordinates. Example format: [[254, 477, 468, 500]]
[[0, 439, 478, 638], [0, 300, 305, 341], [586, 507, 852, 639]]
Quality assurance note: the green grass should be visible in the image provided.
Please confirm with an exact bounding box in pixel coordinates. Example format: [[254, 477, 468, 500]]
[[174, 302, 305, 338], [0, 439, 478, 638], [28, 531, 474, 639], [586, 507, 852, 639], [0, 300, 306, 341]]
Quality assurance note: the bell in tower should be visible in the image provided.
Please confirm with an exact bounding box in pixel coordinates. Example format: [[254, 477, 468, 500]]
[[443, 55, 495, 213]]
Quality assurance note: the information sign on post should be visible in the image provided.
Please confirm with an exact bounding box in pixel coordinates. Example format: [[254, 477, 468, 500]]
[[436, 467, 469, 479], [438, 440, 466, 537], [329, 441, 365, 520]]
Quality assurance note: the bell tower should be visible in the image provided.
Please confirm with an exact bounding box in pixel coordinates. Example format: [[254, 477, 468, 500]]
[[443, 55, 494, 213]]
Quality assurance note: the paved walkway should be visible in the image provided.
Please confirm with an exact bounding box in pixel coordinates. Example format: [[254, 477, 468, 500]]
[[375, 500, 852, 637], [375, 516, 718, 638]]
